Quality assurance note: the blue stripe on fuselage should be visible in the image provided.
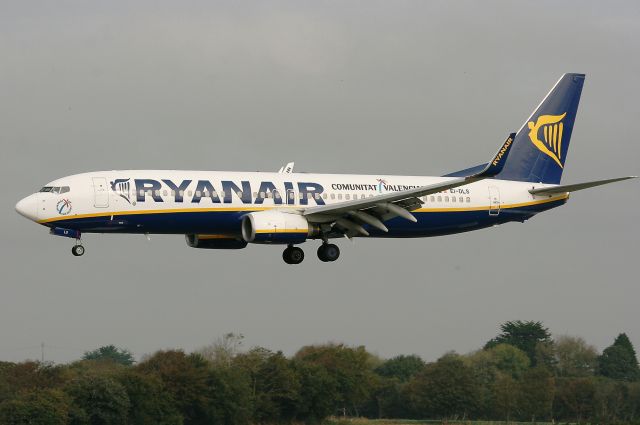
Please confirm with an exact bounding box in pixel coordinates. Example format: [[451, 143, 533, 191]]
[[42, 197, 567, 238]]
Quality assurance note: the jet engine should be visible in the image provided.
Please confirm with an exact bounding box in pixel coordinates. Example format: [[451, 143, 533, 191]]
[[185, 234, 248, 249], [241, 210, 319, 244]]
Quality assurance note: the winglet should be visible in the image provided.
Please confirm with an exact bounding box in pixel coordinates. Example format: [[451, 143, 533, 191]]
[[471, 133, 516, 178]]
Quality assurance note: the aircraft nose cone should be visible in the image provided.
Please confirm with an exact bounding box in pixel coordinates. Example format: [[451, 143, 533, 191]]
[[15, 195, 37, 221]]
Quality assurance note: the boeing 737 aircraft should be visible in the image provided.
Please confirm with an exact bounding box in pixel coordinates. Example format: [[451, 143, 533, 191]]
[[15, 74, 636, 263]]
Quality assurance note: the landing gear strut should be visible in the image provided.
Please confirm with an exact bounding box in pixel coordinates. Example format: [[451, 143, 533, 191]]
[[283, 245, 304, 264], [317, 243, 340, 262], [71, 243, 85, 257]]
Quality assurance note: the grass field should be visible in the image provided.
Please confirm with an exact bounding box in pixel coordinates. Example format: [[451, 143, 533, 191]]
[[324, 419, 559, 425]]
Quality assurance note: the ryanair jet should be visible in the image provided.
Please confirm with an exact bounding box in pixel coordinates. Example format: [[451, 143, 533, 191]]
[[15, 74, 636, 263]]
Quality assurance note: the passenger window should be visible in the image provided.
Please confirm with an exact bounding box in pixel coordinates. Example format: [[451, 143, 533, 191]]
[[430, 196, 435, 202], [196, 191, 202, 197], [444, 196, 449, 202], [203, 190, 209, 197], [330, 193, 335, 200], [338, 194, 343, 200], [187, 190, 192, 197], [275, 192, 281, 200], [437, 196, 442, 202], [452, 196, 456, 203], [345, 194, 351, 200], [361, 194, 366, 199], [163, 190, 168, 196], [314, 193, 320, 200], [253, 192, 258, 198], [322, 193, 327, 200], [299, 193, 304, 200], [155, 190, 161, 197], [466, 197, 471, 203], [459, 196, 463, 203]]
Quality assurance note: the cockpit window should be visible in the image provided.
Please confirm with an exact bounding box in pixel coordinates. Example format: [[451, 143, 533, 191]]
[[40, 186, 70, 194]]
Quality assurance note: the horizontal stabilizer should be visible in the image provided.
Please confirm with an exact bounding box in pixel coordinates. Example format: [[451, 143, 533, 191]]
[[529, 176, 637, 195]]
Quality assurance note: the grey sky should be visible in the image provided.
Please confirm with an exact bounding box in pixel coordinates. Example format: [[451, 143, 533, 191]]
[[1, 0, 638, 363]]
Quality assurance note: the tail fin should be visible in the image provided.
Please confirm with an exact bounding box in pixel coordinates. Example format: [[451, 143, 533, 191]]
[[496, 73, 585, 184]]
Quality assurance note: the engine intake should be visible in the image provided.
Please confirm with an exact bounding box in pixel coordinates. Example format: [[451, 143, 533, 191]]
[[241, 211, 318, 244]]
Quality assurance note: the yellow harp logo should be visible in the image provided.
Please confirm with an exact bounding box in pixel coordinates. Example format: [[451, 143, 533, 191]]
[[527, 112, 566, 168]]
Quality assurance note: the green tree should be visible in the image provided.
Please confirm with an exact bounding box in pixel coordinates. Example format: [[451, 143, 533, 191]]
[[553, 377, 596, 422], [234, 348, 300, 423], [485, 320, 552, 366], [137, 350, 210, 424], [295, 343, 376, 416], [292, 361, 338, 423], [0, 389, 70, 425], [598, 333, 640, 381], [492, 372, 518, 421], [516, 366, 555, 421], [406, 353, 479, 419], [375, 355, 425, 382], [555, 335, 598, 377], [204, 366, 252, 425], [65, 375, 130, 425], [116, 369, 183, 425], [83, 345, 135, 366]]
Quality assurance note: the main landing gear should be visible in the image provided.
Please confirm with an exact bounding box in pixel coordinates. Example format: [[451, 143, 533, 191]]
[[282, 243, 341, 264], [317, 243, 340, 262], [71, 241, 85, 257], [283, 245, 304, 264]]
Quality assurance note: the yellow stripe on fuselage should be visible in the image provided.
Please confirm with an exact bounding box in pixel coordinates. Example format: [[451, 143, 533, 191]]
[[38, 194, 568, 224]]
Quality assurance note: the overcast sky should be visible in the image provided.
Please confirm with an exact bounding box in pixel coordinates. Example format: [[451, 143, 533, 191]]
[[1, 0, 638, 363]]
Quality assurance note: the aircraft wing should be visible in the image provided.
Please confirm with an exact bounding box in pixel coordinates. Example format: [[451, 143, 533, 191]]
[[529, 176, 637, 195], [302, 133, 516, 236]]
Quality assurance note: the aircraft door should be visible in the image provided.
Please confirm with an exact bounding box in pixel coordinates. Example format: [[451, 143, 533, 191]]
[[488, 186, 500, 216], [92, 177, 109, 208]]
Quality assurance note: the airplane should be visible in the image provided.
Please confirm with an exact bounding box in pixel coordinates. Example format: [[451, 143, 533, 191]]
[[15, 73, 636, 264]]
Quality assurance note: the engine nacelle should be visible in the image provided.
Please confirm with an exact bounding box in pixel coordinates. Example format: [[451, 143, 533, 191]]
[[241, 211, 318, 244], [185, 234, 248, 249]]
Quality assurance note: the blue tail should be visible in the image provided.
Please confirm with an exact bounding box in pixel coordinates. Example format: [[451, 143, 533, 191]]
[[496, 73, 585, 184]]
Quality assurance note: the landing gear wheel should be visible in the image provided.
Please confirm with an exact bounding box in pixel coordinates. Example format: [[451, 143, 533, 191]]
[[283, 246, 304, 264], [317, 243, 340, 262], [72, 245, 85, 257]]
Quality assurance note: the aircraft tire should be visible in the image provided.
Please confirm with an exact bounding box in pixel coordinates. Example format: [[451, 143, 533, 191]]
[[283, 246, 304, 264], [318, 243, 339, 262], [72, 245, 85, 257]]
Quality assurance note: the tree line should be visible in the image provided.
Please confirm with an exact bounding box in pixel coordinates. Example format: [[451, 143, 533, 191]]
[[0, 322, 639, 424]]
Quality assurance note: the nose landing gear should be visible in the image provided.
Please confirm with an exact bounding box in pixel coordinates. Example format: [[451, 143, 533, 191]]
[[72, 242, 85, 257], [317, 243, 340, 262]]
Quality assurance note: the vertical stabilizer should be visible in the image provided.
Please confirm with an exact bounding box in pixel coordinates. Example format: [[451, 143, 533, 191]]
[[496, 73, 585, 184]]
